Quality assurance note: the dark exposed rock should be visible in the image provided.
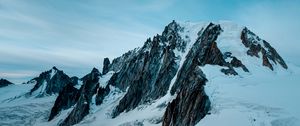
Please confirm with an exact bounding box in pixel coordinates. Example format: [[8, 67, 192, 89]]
[[108, 49, 139, 73], [262, 48, 274, 70], [222, 52, 249, 73], [48, 83, 80, 121], [112, 77, 144, 118], [163, 23, 221, 126], [60, 68, 100, 126], [241, 27, 288, 70], [70, 76, 79, 86], [111, 39, 164, 117], [0, 79, 13, 88], [110, 51, 149, 91], [29, 72, 50, 95], [60, 94, 90, 126], [149, 47, 179, 99], [102, 57, 110, 75], [221, 67, 238, 75], [191, 25, 249, 76], [80, 68, 101, 101], [29, 67, 72, 96], [24, 78, 37, 84], [95, 85, 110, 105], [223, 52, 232, 59], [171, 23, 222, 94], [163, 67, 210, 126], [199, 41, 226, 66], [241, 28, 262, 57], [230, 57, 243, 67], [45, 70, 72, 95], [230, 57, 249, 72], [262, 40, 288, 69], [111, 21, 183, 117]]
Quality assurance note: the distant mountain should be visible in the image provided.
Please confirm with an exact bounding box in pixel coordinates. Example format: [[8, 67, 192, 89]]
[[27, 66, 78, 97], [0, 79, 13, 88]]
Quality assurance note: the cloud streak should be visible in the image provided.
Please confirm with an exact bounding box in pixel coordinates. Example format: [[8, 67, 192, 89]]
[[0, 0, 166, 83]]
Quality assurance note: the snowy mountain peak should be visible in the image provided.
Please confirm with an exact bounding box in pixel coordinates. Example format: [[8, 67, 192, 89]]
[[28, 67, 75, 96], [0, 20, 294, 126], [46, 21, 288, 126], [50, 66, 58, 79], [175, 21, 288, 73], [240, 27, 288, 70]]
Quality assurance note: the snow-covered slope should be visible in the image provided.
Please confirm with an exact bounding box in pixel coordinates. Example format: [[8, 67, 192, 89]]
[[0, 21, 299, 126], [74, 21, 298, 126], [0, 83, 56, 126], [197, 64, 300, 126], [196, 21, 300, 126]]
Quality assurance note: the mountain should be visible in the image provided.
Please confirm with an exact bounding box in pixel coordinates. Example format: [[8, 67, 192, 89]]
[[27, 66, 78, 97], [0, 79, 13, 88], [46, 20, 289, 126], [0, 20, 299, 126]]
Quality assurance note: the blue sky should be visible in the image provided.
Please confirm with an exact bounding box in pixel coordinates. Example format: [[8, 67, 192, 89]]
[[0, 0, 299, 83]]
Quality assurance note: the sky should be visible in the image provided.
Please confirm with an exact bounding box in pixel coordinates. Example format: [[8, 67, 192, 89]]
[[0, 0, 299, 83]]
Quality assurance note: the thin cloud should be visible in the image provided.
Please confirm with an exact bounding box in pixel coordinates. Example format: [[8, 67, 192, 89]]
[[0, 1, 164, 83], [0, 0, 299, 83]]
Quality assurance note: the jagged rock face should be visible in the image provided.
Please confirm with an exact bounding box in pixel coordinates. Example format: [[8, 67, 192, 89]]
[[95, 85, 110, 105], [230, 57, 249, 72], [108, 50, 149, 91], [111, 77, 144, 118], [29, 71, 50, 95], [60, 68, 100, 126], [171, 23, 222, 94], [163, 67, 210, 126], [108, 49, 138, 73], [199, 41, 226, 66], [149, 47, 178, 99], [48, 83, 80, 121], [197, 24, 225, 66], [60, 95, 90, 126], [80, 68, 100, 101], [221, 52, 249, 75], [0, 79, 13, 88], [29, 67, 72, 96], [102, 57, 111, 75], [241, 27, 288, 70], [45, 69, 72, 95], [111, 21, 184, 117], [162, 23, 220, 126]]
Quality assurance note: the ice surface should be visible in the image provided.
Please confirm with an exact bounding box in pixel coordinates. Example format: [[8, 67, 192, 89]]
[[0, 84, 56, 126], [197, 63, 300, 126]]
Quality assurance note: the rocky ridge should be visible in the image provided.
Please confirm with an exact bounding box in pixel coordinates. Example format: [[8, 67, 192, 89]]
[[0, 79, 13, 88], [28, 67, 75, 96]]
